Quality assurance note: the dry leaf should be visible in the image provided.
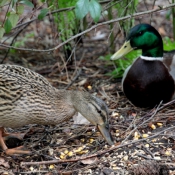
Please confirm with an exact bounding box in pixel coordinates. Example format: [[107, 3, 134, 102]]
[[91, 31, 106, 40], [81, 157, 98, 165], [78, 79, 88, 86], [0, 157, 10, 168], [73, 112, 90, 125]]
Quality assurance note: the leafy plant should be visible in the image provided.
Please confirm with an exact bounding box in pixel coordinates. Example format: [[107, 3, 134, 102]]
[[107, 0, 139, 53], [10, 32, 34, 53], [163, 37, 175, 51], [0, 0, 52, 39], [0, 0, 35, 38], [113, 0, 139, 34], [47, 0, 102, 60], [75, 0, 101, 22], [100, 50, 141, 78]]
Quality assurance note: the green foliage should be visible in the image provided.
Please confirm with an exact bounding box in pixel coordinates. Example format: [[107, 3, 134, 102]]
[[100, 50, 141, 78], [10, 32, 34, 53], [113, 0, 139, 33], [19, 0, 34, 8], [16, 5, 24, 15], [9, 14, 19, 27], [4, 19, 12, 33], [163, 37, 175, 51], [89, 0, 101, 22], [48, 0, 80, 58], [75, 0, 101, 22], [0, 28, 5, 38], [75, 0, 89, 19], [0, 0, 34, 39], [0, 0, 8, 6], [38, 8, 49, 20]]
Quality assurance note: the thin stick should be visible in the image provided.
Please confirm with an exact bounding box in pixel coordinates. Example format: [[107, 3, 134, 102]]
[[20, 125, 175, 167], [1, 3, 175, 53]]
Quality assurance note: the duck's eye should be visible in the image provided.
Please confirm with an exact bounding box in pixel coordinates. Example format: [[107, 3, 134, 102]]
[[97, 109, 102, 114], [138, 31, 143, 36]]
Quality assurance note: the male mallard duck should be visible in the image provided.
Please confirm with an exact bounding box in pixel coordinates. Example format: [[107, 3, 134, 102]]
[[0, 64, 114, 155], [111, 23, 175, 108]]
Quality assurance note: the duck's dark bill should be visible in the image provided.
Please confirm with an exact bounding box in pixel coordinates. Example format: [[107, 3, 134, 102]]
[[111, 40, 134, 60], [98, 124, 114, 145]]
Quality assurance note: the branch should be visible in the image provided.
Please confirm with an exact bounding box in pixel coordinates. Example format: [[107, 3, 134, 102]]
[[20, 125, 175, 167], [12, 6, 75, 31], [1, 3, 175, 52]]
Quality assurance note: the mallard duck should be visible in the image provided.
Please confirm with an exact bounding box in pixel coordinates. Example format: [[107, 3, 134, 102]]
[[0, 64, 114, 155], [111, 23, 175, 108]]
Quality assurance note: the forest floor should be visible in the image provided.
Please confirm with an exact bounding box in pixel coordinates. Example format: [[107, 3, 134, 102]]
[[0, 0, 175, 175]]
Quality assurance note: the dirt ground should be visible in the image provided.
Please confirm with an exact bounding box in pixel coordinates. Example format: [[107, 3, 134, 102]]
[[0, 0, 175, 175]]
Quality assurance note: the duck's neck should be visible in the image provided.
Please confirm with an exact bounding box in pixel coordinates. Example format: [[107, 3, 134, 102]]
[[142, 44, 163, 58]]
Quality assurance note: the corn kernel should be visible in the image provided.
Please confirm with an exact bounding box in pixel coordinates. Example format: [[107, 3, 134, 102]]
[[60, 155, 65, 159], [81, 138, 85, 142], [142, 134, 149, 138], [112, 112, 119, 117], [112, 167, 118, 170], [134, 132, 140, 140], [87, 85, 92, 90], [64, 150, 69, 154], [145, 144, 149, 148], [123, 155, 128, 161], [89, 138, 94, 143], [49, 165, 54, 169], [157, 123, 163, 126], [80, 150, 88, 154], [165, 150, 171, 156], [116, 133, 120, 136], [30, 166, 34, 171], [150, 124, 156, 129], [60, 152, 65, 156], [68, 151, 73, 156]]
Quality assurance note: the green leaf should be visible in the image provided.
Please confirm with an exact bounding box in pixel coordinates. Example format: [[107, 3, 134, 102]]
[[17, 5, 24, 15], [4, 19, 12, 33], [125, 50, 141, 59], [163, 37, 175, 51], [0, 27, 5, 39], [75, 0, 89, 19], [9, 14, 19, 27], [0, 0, 8, 6], [89, 0, 101, 22], [38, 8, 48, 20], [7, 12, 11, 17], [12, 0, 18, 8], [20, 0, 34, 8]]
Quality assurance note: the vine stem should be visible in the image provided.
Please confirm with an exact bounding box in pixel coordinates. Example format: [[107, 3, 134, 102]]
[[0, 3, 175, 52]]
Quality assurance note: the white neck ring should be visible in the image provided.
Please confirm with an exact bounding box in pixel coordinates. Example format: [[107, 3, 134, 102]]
[[140, 55, 163, 61]]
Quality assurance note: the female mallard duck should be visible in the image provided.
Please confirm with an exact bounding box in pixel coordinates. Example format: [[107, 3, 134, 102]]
[[0, 64, 114, 155], [111, 23, 175, 108]]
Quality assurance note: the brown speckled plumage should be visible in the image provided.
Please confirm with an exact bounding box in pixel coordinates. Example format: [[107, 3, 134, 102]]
[[0, 64, 113, 155]]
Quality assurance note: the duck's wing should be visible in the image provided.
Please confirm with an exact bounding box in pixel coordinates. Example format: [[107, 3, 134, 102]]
[[0, 64, 52, 87]]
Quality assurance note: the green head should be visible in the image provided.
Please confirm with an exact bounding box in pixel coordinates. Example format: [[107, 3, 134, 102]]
[[111, 23, 163, 60]]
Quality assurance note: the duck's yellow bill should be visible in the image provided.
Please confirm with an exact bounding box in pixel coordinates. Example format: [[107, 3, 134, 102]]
[[111, 40, 134, 60], [98, 123, 114, 145]]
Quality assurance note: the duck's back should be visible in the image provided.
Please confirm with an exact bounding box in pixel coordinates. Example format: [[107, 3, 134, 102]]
[[123, 58, 175, 108], [0, 64, 53, 88], [0, 65, 73, 128]]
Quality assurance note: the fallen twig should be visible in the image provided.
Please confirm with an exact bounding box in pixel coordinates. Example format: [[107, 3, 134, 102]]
[[20, 125, 175, 167]]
